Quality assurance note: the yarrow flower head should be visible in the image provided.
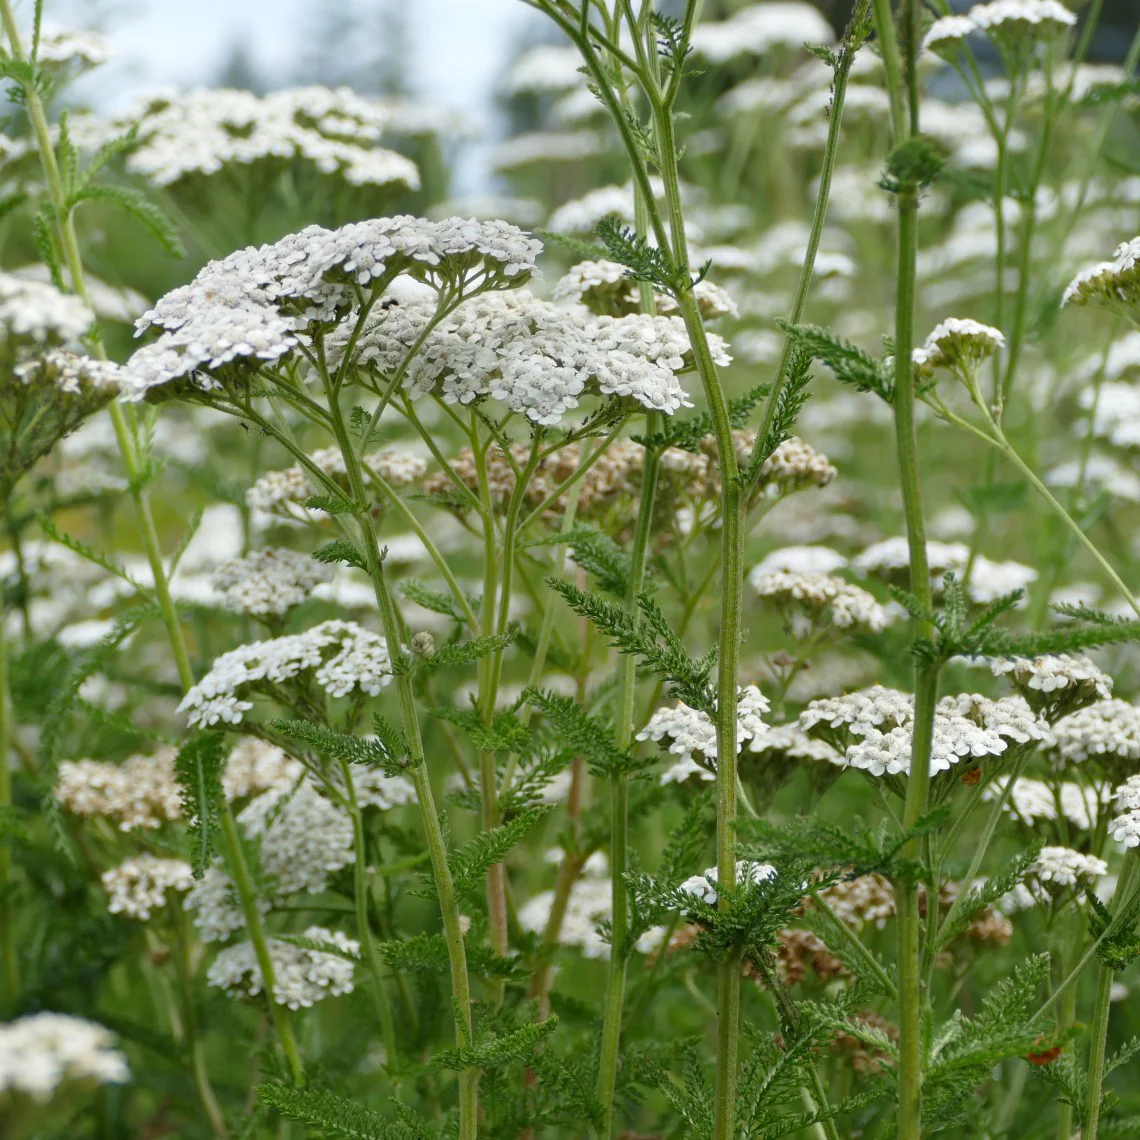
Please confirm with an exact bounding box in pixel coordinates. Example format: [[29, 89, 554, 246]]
[[89, 86, 423, 192], [552, 259, 738, 321], [210, 548, 331, 617], [1109, 776, 1140, 848], [912, 317, 1005, 383], [56, 747, 184, 832], [638, 686, 770, 784], [922, 15, 978, 58], [178, 620, 392, 728], [0, 1014, 129, 1101], [750, 570, 891, 636], [1062, 236, 1140, 313], [330, 287, 716, 425], [124, 216, 543, 401], [245, 445, 426, 518], [990, 653, 1112, 720], [800, 687, 1046, 781], [679, 860, 778, 908], [101, 855, 195, 920], [967, 0, 1077, 52], [207, 927, 358, 1009], [985, 775, 1105, 832], [1027, 846, 1107, 891], [1050, 699, 1140, 778], [3, 349, 126, 499]]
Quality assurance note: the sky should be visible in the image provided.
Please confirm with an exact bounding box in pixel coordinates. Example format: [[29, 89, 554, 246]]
[[45, 0, 536, 190]]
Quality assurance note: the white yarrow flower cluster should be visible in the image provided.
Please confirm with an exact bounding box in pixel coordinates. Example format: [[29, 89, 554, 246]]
[[801, 688, 1048, 778], [0, 1014, 129, 1100], [912, 317, 1005, 380], [0, 272, 93, 348], [210, 548, 331, 616], [1063, 236, 1140, 311], [101, 855, 195, 920], [125, 216, 543, 399], [852, 536, 1035, 604], [1109, 776, 1140, 847], [750, 570, 890, 634], [246, 445, 427, 516], [184, 866, 259, 943], [207, 927, 358, 1009], [34, 25, 113, 70], [1051, 700, 1140, 768], [94, 86, 421, 190], [552, 259, 738, 320], [750, 545, 848, 577], [237, 779, 355, 896], [336, 289, 715, 425], [679, 860, 777, 907], [985, 775, 1104, 831], [967, 0, 1077, 42], [638, 686, 770, 783], [178, 620, 392, 728], [221, 738, 304, 800], [990, 654, 1112, 717], [55, 748, 183, 832], [690, 2, 835, 62], [922, 15, 978, 56], [14, 350, 126, 396], [1029, 846, 1107, 890]]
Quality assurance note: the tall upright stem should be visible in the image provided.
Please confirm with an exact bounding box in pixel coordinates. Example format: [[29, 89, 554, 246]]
[[324, 376, 477, 1137], [1082, 852, 1139, 1139], [0, 0, 194, 693], [594, 178, 664, 1137], [0, 616, 16, 1014], [648, 61, 747, 1140], [872, 1, 935, 1135], [220, 806, 304, 1085], [339, 756, 398, 1067]]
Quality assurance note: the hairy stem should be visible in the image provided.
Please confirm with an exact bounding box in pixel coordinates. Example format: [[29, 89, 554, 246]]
[[1082, 851, 1139, 1139], [339, 756, 398, 1068], [220, 806, 304, 1085], [0, 617, 16, 1015], [324, 373, 477, 1136], [873, 0, 935, 1133]]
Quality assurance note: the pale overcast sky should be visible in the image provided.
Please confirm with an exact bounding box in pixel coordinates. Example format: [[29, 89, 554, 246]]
[[39, 0, 536, 189]]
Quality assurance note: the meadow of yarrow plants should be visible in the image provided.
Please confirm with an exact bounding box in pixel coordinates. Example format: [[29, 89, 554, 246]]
[[4, 0, 1140, 1135]]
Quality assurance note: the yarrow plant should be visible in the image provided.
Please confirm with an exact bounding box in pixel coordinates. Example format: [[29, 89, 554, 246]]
[[3, 1, 1140, 1139]]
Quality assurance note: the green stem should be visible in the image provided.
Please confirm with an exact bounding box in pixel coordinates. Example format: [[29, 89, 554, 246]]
[[0, 615, 16, 1015], [220, 807, 303, 1085], [810, 890, 898, 1002], [0, 1, 195, 694], [339, 756, 398, 1068], [594, 228, 664, 1140], [874, 3, 935, 1133], [655, 117, 747, 1140], [1082, 852, 1140, 1139], [323, 373, 477, 1136], [171, 903, 229, 1137], [754, 1, 868, 456]]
